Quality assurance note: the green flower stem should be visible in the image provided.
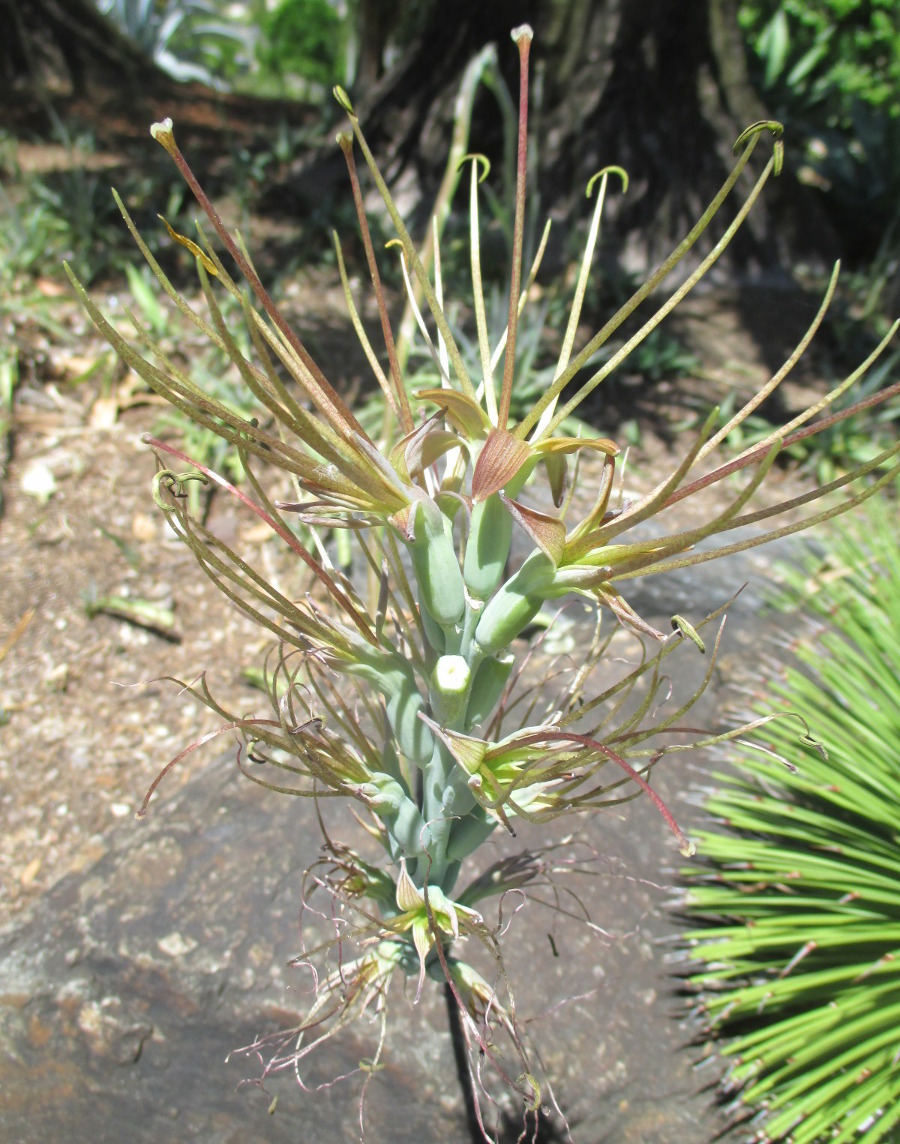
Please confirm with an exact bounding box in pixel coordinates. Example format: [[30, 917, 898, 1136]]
[[348, 655, 433, 767], [420, 737, 480, 889], [455, 600, 483, 663], [408, 500, 466, 630]]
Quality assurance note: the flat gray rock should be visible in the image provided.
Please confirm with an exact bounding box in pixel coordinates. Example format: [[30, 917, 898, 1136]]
[[1, 537, 810, 1142]]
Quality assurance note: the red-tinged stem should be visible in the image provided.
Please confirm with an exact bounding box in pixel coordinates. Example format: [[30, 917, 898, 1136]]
[[137, 718, 279, 816], [338, 135, 414, 435], [152, 126, 369, 442], [145, 436, 378, 647], [664, 375, 900, 509], [498, 27, 533, 430], [512, 728, 694, 855]]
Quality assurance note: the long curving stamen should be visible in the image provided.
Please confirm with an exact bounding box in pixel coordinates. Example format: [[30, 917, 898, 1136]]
[[531, 166, 629, 441], [465, 154, 497, 422], [145, 436, 379, 647], [337, 134, 414, 434], [334, 90, 478, 403], [517, 122, 784, 440], [497, 24, 534, 430], [150, 119, 369, 444]]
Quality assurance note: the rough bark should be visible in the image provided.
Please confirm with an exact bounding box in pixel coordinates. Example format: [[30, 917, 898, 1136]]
[[374, 0, 841, 266], [3, 0, 833, 264], [1, 0, 158, 97], [281, 0, 828, 266], [0, 0, 316, 168]]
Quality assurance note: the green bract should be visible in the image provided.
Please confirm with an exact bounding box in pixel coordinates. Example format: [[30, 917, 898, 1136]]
[[67, 23, 900, 1139]]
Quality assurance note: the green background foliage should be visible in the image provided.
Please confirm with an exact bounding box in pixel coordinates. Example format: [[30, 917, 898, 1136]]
[[681, 483, 900, 1142], [255, 0, 343, 88], [739, 0, 900, 120], [738, 0, 900, 251]]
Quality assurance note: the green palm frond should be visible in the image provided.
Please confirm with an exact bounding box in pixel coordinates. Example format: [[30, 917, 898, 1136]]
[[681, 483, 900, 1143]]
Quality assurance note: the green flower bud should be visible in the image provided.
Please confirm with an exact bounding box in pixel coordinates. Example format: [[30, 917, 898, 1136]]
[[408, 501, 466, 629], [349, 656, 433, 766], [420, 603, 446, 655], [361, 776, 427, 858], [473, 550, 555, 655], [465, 654, 514, 729], [464, 495, 513, 601]]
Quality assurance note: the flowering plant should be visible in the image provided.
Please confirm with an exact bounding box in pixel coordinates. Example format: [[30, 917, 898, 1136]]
[[67, 24, 900, 1140]]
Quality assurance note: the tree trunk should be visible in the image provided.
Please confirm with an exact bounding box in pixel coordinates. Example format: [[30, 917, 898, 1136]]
[[271, 0, 830, 267], [2, 0, 833, 264], [1, 0, 182, 125], [0, 0, 316, 168], [536, 0, 776, 259]]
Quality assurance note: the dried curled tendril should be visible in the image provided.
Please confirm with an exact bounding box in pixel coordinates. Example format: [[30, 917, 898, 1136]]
[[152, 468, 208, 511]]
